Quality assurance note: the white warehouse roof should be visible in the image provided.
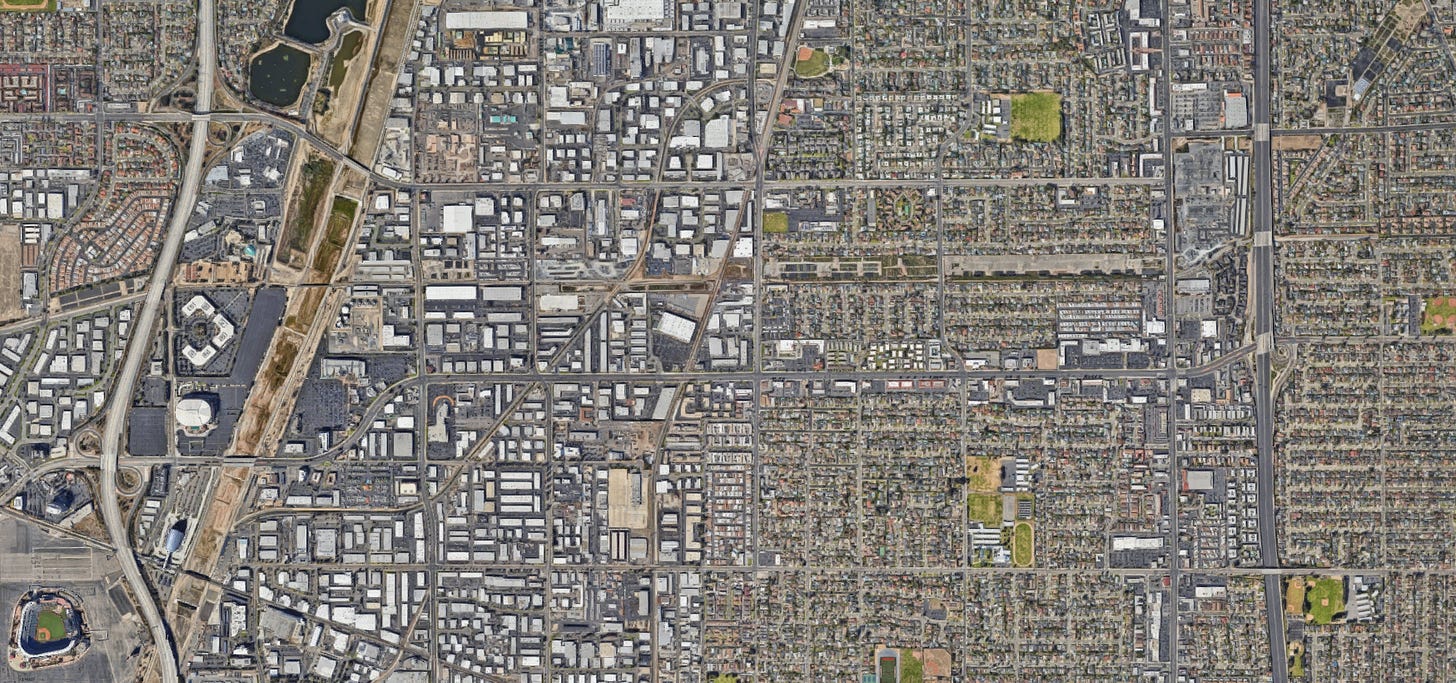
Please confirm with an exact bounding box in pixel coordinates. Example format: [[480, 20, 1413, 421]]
[[425, 285, 479, 301], [441, 204, 473, 234], [603, 0, 666, 24], [444, 11, 528, 30], [655, 311, 697, 344]]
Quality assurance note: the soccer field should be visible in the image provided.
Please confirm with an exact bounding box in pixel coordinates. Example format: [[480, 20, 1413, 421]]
[[1011, 92, 1063, 142]]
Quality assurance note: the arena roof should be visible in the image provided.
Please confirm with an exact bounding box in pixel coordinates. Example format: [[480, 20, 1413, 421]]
[[175, 397, 214, 429]]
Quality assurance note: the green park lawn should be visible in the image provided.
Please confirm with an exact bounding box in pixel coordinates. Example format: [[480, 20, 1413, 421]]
[[1305, 577, 1346, 625], [763, 211, 789, 233], [795, 48, 831, 78], [1010, 92, 1063, 142], [1290, 650, 1306, 678], [967, 493, 1002, 528], [899, 649, 924, 683]]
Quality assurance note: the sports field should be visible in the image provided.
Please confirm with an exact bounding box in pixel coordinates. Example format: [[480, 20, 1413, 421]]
[[965, 456, 1001, 492], [0, 0, 56, 11], [1011, 522, 1034, 567], [899, 649, 924, 683], [1304, 577, 1345, 625], [1421, 296, 1456, 334], [794, 47, 831, 78], [1289, 641, 1307, 678], [967, 493, 1001, 527], [1284, 577, 1306, 614], [878, 655, 897, 683], [33, 607, 66, 642], [1010, 92, 1062, 142]]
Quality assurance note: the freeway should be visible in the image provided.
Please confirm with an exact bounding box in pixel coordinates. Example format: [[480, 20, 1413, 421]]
[[1249, 0, 1289, 678], [96, 0, 216, 680]]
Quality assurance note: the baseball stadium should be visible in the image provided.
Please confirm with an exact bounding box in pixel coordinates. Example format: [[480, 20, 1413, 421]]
[[7, 588, 90, 670]]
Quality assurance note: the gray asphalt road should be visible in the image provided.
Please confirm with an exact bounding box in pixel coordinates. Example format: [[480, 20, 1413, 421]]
[[1249, 0, 1290, 677], [96, 1, 216, 681]]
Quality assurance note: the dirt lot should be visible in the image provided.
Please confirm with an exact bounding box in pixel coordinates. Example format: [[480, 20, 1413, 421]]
[[170, 466, 249, 657], [0, 223, 23, 321], [315, 29, 376, 148], [230, 330, 299, 453], [1273, 135, 1322, 152], [350, 0, 418, 161]]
